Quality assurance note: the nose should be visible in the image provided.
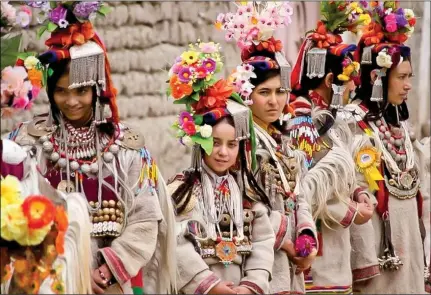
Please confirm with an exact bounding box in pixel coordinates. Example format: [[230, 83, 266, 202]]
[[218, 145, 228, 157], [65, 95, 79, 108], [404, 80, 412, 91], [268, 92, 278, 106]]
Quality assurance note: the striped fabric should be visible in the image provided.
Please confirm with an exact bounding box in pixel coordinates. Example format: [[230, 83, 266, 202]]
[[305, 273, 353, 294]]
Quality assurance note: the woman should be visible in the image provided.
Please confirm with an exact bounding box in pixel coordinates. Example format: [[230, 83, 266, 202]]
[[166, 40, 274, 295], [217, 3, 318, 293], [8, 2, 176, 294], [287, 2, 380, 293], [343, 2, 428, 293]]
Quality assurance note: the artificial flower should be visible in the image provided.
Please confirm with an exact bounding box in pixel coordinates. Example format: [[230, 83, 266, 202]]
[[21, 195, 56, 230], [1, 66, 28, 96], [404, 8, 415, 19], [1, 175, 22, 207], [384, 13, 397, 32], [295, 234, 317, 258], [202, 58, 216, 73], [58, 19, 69, 29], [348, 2, 363, 14], [1, 2, 17, 25], [358, 13, 371, 26], [179, 111, 194, 125], [15, 223, 52, 246], [170, 76, 193, 99], [0, 203, 28, 242], [55, 230, 65, 255], [12, 96, 30, 110], [55, 206, 68, 232], [193, 79, 232, 113], [23, 56, 40, 70], [199, 124, 213, 138], [181, 135, 194, 147], [49, 5, 67, 25], [27, 68, 43, 88], [376, 50, 393, 68], [178, 67, 193, 83], [182, 121, 197, 136], [408, 17, 416, 27], [199, 42, 219, 54], [73, 1, 100, 20], [195, 66, 208, 79], [181, 51, 199, 65], [15, 6, 31, 28]]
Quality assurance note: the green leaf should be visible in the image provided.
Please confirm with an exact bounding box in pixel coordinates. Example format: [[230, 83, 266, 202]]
[[0, 34, 22, 70], [192, 135, 213, 155], [98, 4, 112, 16], [191, 92, 200, 101], [166, 87, 172, 97], [206, 76, 217, 87], [37, 26, 47, 39], [47, 22, 58, 33], [173, 96, 193, 105], [194, 115, 203, 125], [48, 68, 54, 77], [192, 79, 204, 92]]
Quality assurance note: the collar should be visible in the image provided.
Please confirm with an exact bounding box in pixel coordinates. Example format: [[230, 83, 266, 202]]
[[201, 160, 229, 187]]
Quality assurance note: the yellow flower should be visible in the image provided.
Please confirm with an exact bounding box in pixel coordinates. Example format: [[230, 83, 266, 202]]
[[359, 13, 371, 26], [1, 203, 28, 242], [337, 74, 350, 82], [348, 2, 363, 14], [344, 65, 355, 76], [1, 175, 22, 207], [352, 61, 360, 72], [181, 51, 199, 65], [15, 224, 52, 246], [24, 56, 40, 70]]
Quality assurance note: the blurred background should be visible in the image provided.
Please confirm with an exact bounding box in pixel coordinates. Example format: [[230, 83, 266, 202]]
[[1, 1, 429, 178]]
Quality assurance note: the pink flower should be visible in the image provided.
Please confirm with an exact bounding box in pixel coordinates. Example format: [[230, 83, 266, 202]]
[[179, 111, 193, 125], [182, 121, 196, 136], [12, 96, 29, 109], [199, 42, 218, 54], [384, 14, 398, 32], [1, 66, 28, 96], [31, 86, 41, 100]]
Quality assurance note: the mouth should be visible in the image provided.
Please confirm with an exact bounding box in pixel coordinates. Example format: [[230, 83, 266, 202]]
[[66, 107, 83, 114], [266, 109, 279, 114], [215, 159, 229, 164]]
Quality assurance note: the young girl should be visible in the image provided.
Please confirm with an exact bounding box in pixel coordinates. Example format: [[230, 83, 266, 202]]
[[343, 2, 429, 293], [166, 42, 275, 294], [8, 2, 176, 294], [217, 3, 318, 293]]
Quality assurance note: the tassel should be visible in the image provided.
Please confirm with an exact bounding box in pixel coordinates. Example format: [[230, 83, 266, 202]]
[[191, 144, 201, 171], [361, 46, 374, 65], [275, 51, 292, 91], [306, 48, 327, 79], [95, 99, 106, 125], [226, 100, 250, 140], [331, 84, 346, 109], [371, 69, 386, 102], [378, 214, 403, 271]]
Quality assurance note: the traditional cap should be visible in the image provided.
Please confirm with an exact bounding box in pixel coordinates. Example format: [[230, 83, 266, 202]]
[[216, 2, 294, 104]]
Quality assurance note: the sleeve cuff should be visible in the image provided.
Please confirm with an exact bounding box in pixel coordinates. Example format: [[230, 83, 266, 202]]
[[194, 273, 220, 294], [99, 247, 131, 285], [274, 214, 288, 250], [340, 201, 358, 228], [239, 281, 264, 294], [352, 264, 380, 282]]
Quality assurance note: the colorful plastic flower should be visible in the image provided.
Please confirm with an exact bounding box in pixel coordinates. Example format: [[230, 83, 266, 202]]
[[199, 124, 212, 138], [49, 5, 68, 25], [55, 206, 68, 232], [182, 121, 197, 136], [193, 79, 232, 113], [384, 13, 397, 32], [199, 42, 219, 54], [1, 203, 28, 242], [1, 175, 22, 207], [358, 13, 371, 26], [73, 1, 100, 20], [195, 66, 208, 79], [15, 223, 51, 246], [21, 195, 56, 230], [178, 67, 193, 83], [1, 66, 28, 96], [12, 95, 30, 110], [295, 234, 317, 258], [15, 6, 32, 28], [404, 8, 415, 19], [202, 58, 216, 73], [169, 76, 193, 99], [376, 50, 393, 68], [181, 51, 199, 65], [23, 56, 40, 70], [55, 230, 65, 255], [27, 68, 43, 88], [181, 135, 194, 147], [179, 111, 193, 125]]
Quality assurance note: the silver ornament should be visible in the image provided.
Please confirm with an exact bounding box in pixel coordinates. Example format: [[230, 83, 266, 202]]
[[103, 152, 114, 163], [90, 162, 99, 174], [400, 154, 407, 162], [376, 120, 382, 127], [386, 143, 393, 150], [390, 150, 397, 158], [50, 152, 60, 162], [39, 135, 49, 143], [109, 144, 119, 155], [58, 158, 67, 168], [389, 137, 395, 144], [379, 132, 385, 139], [394, 139, 402, 147], [81, 163, 90, 174], [70, 161, 79, 171], [395, 154, 401, 162], [42, 141, 54, 153], [384, 131, 391, 139]]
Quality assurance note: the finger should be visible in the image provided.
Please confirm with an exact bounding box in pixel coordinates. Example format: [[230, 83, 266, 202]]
[[92, 280, 105, 294], [93, 271, 109, 287]]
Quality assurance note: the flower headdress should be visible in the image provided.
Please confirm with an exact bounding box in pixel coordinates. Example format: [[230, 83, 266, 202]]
[[1, 175, 68, 293], [27, 1, 119, 124], [355, 1, 416, 102], [167, 41, 257, 170], [217, 2, 294, 104], [290, 1, 370, 108]]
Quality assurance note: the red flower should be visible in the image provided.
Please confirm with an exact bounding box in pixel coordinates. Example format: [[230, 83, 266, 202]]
[[170, 75, 193, 100], [310, 21, 342, 48], [362, 22, 384, 46], [182, 121, 197, 136], [193, 79, 232, 113], [408, 18, 416, 27], [55, 206, 68, 232], [21, 195, 56, 229], [255, 37, 283, 53]]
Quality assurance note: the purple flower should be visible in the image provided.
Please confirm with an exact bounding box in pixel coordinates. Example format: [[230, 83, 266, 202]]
[[172, 63, 183, 75], [203, 58, 216, 73], [49, 5, 67, 25], [395, 13, 408, 27], [295, 235, 317, 258], [73, 1, 100, 20], [359, 1, 368, 8], [178, 67, 192, 83], [26, 1, 47, 8], [179, 111, 193, 125]]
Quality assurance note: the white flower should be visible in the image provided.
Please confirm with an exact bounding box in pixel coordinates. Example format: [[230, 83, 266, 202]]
[[385, 8, 393, 15], [1, 2, 16, 24], [15, 11, 30, 27], [24, 56, 40, 70], [406, 26, 414, 37], [58, 19, 69, 29], [404, 8, 415, 19], [233, 65, 256, 80], [199, 124, 212, 138], [376, 51, 393, 68], [182, 136, 194, 147]]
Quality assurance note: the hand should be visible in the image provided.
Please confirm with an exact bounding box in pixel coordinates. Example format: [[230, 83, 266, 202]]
[[356, 193, 375, 208], [208, 281, 236, 294], [280, 239, 296, 259], [353, 202, 373, 225], [91, 264, 112, 294], [232, 286, 254, 294], [291, 248, 317, 274]]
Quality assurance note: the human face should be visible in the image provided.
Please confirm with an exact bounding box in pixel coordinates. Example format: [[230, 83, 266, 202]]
[[203, 120, 239, 176], [387, 60, 412, 106], [53, 69, 94, 127], [249, 75, 288, 126]]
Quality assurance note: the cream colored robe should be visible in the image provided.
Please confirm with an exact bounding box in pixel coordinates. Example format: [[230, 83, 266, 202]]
[[342, 102, 428, 294], [168, 170, 275, 294], [253, 123, 317, 294], [10, 118, 176, 294]]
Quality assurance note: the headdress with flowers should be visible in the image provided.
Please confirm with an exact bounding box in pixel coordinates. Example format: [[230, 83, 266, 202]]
[[1, 175, 68, 293], [354, 1, 416, 102], [290, 1, 370, 108], [216, 2, 294, 105], [167, 40, 257, 170]]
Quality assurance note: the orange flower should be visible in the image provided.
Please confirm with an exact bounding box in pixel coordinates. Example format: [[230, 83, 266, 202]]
[[170, 75, 193, 99], [363, 22, 384, 46], [22, 195, 56, 230], [255, 37, 283, 53], [27, 69, 43, 88], [54, 206, 68, 232], [13, 259, 29, 273], [310, 21, 342, 48], [214, 21, 222, 30], [193, 79, 232, 113], [55, 231, 65, 255]]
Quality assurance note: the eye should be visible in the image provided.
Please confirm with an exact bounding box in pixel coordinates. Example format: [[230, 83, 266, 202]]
[[213, 141, 221, 147], [259, 90, 269, 96], [228, 142, 238, 148], [78, 87, 90, 95], [55, 88, 66, 94], [277, 89, 287, 94]]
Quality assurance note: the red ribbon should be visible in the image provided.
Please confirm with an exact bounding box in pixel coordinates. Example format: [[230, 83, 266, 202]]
[[45, 21, 95, 49], [309, 21, 342, 49]]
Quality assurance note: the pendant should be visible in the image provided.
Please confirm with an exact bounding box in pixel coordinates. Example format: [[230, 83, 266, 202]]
[[57, 180, 76, 193], [399, 173, 413, 189], [215, 240, 237, 267]]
